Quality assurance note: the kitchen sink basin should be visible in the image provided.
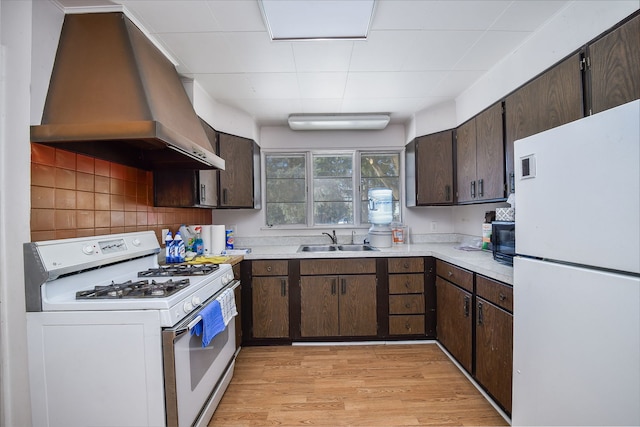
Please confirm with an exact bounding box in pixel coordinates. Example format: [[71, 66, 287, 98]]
[[297, 244, 379, 253], [337, 244, 378, 251], [298, 245, 337, 252]]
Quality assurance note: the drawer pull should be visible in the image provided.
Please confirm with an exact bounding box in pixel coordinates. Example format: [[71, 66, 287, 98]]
[[463, 295, 470, 317], [280, 279, 287, 297], [405, 303, 411, 309], [448, 271, 453, 277], [405, 282, 410, 288], [405, 322, 411, 330], [478, 302, 484, 325], [499, 293, 507, 301], [403, 262, 409, 269], [266, 266, 272, 272]]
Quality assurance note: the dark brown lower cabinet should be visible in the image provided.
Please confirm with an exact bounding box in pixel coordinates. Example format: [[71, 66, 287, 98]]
[[436, 276, 473, 372], [475, 298, 513, 413], [251, 276, 289, 338], [300, 274, 377, 337]]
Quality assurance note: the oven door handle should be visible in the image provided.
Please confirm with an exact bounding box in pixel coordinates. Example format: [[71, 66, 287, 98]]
[[177, 280, 241, 335]]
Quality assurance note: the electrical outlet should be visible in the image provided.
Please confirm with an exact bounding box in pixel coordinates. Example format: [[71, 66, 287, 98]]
[[161, 228, 169, 242], [430, 221, 437, 232]]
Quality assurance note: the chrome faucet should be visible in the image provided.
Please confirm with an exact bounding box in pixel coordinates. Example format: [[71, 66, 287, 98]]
[[351, 230, 356, 244], [322, 230, 337, 244]]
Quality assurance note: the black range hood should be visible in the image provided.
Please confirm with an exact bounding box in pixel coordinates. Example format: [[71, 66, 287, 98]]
[[31, 12, 225, 171]]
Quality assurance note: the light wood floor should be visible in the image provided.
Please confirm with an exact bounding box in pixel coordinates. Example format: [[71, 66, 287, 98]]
[[209, 343, 509, 426]]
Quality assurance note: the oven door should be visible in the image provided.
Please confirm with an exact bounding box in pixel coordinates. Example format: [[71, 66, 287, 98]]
[[163, 280, 239, 427]]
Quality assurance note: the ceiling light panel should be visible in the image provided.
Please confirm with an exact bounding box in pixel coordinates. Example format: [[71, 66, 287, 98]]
[[260, 0, 376, 40]]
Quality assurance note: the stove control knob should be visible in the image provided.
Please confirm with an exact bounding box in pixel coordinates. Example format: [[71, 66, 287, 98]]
[[183, 301, 194, 313], [82, 245, 95, 255], [191, 296, 201, 306]]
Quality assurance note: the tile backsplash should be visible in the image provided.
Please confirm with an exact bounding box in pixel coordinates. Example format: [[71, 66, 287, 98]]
[[30, 143, 212, 242]]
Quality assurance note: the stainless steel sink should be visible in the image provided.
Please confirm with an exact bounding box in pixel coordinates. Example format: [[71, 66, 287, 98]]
[[297, 244, 378, 253], [337, 244, 378, 251], [298, 245, 337, 252]]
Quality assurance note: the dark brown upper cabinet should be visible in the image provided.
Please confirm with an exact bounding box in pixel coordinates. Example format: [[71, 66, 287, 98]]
[[587, 13, 640, 115], [504, 52, 584, 193], [405, 130, 454, 206], [456, 102, 505, 203], [154, 122, 261, 209], [218, 132, 261, 209]]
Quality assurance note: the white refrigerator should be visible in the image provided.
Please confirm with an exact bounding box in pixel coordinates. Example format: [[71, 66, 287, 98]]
[[512, 99, 640, 426]]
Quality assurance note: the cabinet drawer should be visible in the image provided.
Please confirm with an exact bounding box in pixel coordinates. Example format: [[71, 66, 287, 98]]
[[389, 274, 424, 294], [389, 315, 425, 335], [300, 258, 376, 275], [389, 294, 425, 314], [388, 257, 424, 273], [252, 260, 288, 276], [436, 260, 473, 292], [476, 275, 513, 312]]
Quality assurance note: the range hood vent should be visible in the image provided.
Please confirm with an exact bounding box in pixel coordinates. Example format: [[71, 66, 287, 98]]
[[31, 12, 224, 171]]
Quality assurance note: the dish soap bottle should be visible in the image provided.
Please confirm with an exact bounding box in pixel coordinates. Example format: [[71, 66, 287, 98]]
[[165, 231, 174, 263], [174, 232, 186, 263]]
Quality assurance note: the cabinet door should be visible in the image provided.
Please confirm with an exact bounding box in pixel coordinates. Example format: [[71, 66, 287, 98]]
[[436, 277, 472, 372], [589, 14, 640, 114], [456, 118, 477, 203], [218, 133, 255, 208], [339, 275, 377, 336], [475, 298, 513, 414], [505, 52, 583, 193], [198, 170, 218, 207], [251, 276, 289, 338], [300, 276, 339, 337], [415, 131, 454, 205], [475, 102, 504, 201]]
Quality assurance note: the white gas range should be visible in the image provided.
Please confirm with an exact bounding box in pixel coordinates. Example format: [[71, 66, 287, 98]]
[[24, 231, 239, 427]]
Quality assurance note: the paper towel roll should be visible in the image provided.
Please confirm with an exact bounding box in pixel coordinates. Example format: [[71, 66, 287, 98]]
[[200, 225, 213, 254], [210, 225, 226, 255]]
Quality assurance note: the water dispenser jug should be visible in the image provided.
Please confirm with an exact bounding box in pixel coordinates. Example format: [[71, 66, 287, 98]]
[[368, 188, 393, 225]]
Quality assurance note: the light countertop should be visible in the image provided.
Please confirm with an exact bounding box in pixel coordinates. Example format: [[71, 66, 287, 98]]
[[243, 242, 513, 285]]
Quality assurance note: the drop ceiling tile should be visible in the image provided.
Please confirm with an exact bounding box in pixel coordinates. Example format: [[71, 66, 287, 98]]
[[456, 31, 530, 70], [341, 97, 431, 116], [372, 0, 510, 31], [429, 70, 486, 97], [157, 32, 241, 73], [297, 73, 348, 98], [292, 41, 354, 72], [401, 30, 485, 71], [349, 31, 415, 72], [245, 73, 300, 99], [206, 0, 266, 31], [120, 0, 219, 33], [223, 32, 296, 72], [491, 1, 569, 31], [300, 99, 344, 114], [344, 71, 449, 99]]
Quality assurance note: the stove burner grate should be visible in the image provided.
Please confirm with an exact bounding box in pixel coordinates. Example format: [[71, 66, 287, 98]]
[[138, 263, 220, 277], [76, 278, 191, 299]]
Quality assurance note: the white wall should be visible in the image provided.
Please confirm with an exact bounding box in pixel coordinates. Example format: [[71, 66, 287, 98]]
[[1, 1, 37, 425]]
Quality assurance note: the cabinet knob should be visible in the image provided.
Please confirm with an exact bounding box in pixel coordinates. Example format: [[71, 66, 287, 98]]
[[448, 271, 453, 277], [266, 266, 272, 272], [405, 282, 410, 288], [499, 293, 506, 301], [405, 303, 411, 309], [405, 322, 411, 330], [403, 262, 409, 269]]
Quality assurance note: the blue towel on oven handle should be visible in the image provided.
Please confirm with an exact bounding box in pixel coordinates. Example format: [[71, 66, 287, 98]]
[[190, 299, 225, 348]]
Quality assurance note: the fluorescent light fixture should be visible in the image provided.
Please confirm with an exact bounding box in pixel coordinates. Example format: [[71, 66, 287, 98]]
[[259, 0, 376, 40], [288, 114, 390, 130]]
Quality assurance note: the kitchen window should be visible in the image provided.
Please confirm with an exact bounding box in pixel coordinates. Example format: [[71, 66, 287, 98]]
[[265, 151, 400, 227]]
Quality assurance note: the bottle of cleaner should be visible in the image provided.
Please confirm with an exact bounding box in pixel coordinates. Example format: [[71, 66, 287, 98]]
[[165, 231, 174, 263], [194, 226, 204, 255], [174, 232, 186, 263]]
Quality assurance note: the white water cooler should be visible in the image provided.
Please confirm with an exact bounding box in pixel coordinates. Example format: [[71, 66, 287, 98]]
[[367, 188, 393, 248]]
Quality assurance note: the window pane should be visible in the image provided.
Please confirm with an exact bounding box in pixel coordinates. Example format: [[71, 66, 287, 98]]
[[266, 154, 306, 225], [313, 154, 353, 225], [360, 153, 400, 224]]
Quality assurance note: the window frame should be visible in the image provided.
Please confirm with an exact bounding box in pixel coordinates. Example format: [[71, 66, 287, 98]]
[[264, 149, 402, 229]]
